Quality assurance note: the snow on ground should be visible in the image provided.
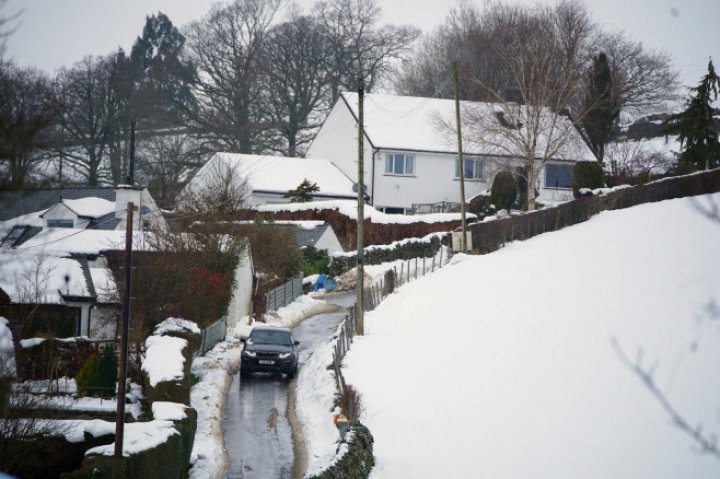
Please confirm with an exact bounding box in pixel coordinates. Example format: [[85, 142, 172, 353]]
[[258, 199, 475, 224], [342, 193, 720, 478]]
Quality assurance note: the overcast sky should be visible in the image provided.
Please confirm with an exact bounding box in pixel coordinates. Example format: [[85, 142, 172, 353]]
[[3, 0, 718, 92]]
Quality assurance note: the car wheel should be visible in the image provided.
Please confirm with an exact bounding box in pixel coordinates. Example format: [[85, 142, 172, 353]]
[[240, 366, 251, 379], [287, 364, 298, 380]]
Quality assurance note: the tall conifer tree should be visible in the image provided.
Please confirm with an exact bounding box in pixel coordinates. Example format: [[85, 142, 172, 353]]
[[582, 52, 618, 164], [663, 59, 720, 171]]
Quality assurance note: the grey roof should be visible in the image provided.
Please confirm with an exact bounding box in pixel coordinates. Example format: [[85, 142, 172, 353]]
[[296, 223, 330, 248], [0, 187, 117, 221]]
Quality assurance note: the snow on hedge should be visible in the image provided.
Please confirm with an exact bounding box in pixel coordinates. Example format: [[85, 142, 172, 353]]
[[85, 420, 179, 457], [142, 335, 188, 387], [152, 401, 188, 421], [0, 316, 16, 377], [257, 199, 475, 224], [154, 317, 201, 336]]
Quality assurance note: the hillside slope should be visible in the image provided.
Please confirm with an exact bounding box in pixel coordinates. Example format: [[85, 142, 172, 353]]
[[344, 194, 720, 478]]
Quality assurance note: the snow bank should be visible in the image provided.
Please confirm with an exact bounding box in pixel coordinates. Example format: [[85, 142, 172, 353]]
[[295, 339, 341, 476], [188, 328, 244, 479], [0, 316, 16, 377]]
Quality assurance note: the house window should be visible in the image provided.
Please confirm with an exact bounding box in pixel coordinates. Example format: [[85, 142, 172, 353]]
[[381, 206, 408, 215], [47, 219, 74, 228], [544, 163, 573, 189], [1, 225, 28, 247], [455, 158, 484, 180], [385, 153, 414, 176]]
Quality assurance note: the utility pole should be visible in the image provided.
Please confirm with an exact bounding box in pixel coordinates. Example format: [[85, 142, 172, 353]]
[[115, 202, 134, 467], [453, 62, 468, 252], [356, 78, 365, 335], [126, 118, 135, 186]]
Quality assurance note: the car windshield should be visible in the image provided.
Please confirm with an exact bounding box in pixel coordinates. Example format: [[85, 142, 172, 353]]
[[249, 330, 292, 346]]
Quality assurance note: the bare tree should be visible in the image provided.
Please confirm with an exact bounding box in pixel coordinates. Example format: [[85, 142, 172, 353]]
[[597, 30, 680, 119], [138, 132, 205, 208], [259, 11, 331, 156], [397, 0, 678, 120], [604, 139, 674, 183], [52, 55, 127, 185], [0, 0, 22, 58], [184, 0, 281, 154], [0, 61, 57, 187], [448, 2, 591, 210], [313, 0, 419, 99], [612, 338, 720, 461], [176, 156, 250, 218]]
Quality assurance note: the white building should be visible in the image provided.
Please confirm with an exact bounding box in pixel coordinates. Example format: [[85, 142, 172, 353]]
[[307, 93, 597, 213], [181, 153, 358, 208]]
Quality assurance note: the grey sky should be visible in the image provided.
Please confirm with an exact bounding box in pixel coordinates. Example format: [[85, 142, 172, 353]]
[[3, 0, 718, 91]]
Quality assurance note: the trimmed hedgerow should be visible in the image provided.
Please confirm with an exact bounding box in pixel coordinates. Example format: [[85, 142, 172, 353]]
[[328, 234, 449, 277], [572, 161, 605, 198]]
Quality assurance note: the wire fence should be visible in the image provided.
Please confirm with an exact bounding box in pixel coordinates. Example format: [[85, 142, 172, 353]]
[[197, 316, 227, 356], [331, 248, 450, 396], [264, 274, 304, 313]]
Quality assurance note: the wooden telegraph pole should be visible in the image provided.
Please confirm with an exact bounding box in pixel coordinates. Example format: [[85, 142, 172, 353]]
[[453, 62, 468, 252], [356, 78, 365, 335], [114, 203, 134, 467]]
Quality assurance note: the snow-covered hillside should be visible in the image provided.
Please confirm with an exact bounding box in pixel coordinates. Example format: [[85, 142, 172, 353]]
[[343, 194, 720, 478]]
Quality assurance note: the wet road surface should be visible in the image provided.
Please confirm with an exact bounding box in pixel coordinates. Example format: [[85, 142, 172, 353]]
[[224, 292, 355, 479]]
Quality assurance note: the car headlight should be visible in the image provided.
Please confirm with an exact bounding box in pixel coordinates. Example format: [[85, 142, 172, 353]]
[[243, 350, 256, 358], [278, 352, 293, 359]]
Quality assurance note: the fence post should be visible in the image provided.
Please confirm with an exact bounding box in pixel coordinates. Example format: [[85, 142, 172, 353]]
[[415, 258, 418, 279]]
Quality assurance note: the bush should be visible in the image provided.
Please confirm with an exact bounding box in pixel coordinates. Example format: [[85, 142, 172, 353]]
[[301, 245, 330, 276], [490, 171, 518, 211], [75, 355, 100, 397], [572, 161, 605, 198], [75, 346, 117, 398]]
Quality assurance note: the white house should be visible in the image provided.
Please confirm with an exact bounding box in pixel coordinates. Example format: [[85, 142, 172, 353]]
[[181, 153, 358, 208], [306, 92, 597, 213]]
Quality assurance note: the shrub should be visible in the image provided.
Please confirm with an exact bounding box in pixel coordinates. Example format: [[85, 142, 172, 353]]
[[75, 347, 117, 398], [75, 355, 100, 397], [572, 161, 605, 198], [490, 171, 518, 211], [301, 245, 330, 276]]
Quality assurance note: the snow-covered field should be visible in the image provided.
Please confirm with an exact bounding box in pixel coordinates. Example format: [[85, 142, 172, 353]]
[[343, 193, 720, 478]]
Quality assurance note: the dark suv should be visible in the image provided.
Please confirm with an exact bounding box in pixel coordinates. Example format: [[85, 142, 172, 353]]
[[240, 327, 299, 379]]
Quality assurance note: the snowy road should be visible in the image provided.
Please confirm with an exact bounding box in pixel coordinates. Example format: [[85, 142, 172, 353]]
[[223, 292, 355, 479]]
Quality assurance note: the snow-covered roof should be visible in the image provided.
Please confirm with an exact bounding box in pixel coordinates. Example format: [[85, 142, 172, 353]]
[[0, 251, 90, 303], [41, 197, 116, 219], [16, 228, 135, 256], [0, 208, 46, 236], [185, 153, 357, 200], [339, 92, 595, 161]]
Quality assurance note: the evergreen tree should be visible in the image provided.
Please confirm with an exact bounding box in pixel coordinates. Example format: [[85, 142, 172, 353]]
[[582, 52, 619, 164], [663, 59, 720, 171], [284, 178, 320, 202], [129, 12, 196, 127]]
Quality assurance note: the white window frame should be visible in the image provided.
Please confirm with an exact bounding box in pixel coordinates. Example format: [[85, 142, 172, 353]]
[[455, 157, 484, 180], [384, 153, 415, 176], [47, 219, 74, 228]]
